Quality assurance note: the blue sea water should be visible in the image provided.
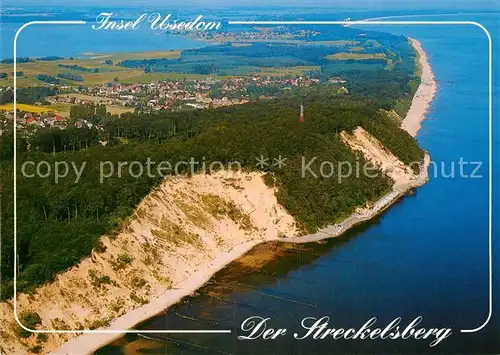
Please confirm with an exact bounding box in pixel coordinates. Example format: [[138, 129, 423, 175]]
[[0, 12, 206, 59], [121, 12, 499, 354]]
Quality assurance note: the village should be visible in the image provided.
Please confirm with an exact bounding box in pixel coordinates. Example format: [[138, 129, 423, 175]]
[[185, 27, 321, 42], [1, 73, 349, 133], [51, 74, 325, 109]]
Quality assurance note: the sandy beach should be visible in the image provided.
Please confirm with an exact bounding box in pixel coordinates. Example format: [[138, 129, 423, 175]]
[[51, 239, 277, 355], [53, 156, 431, 355], [402, 38, 437, 136], [49, 39, 437, 355]]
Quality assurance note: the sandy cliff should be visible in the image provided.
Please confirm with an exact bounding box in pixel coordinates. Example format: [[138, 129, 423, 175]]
[[0, 125, 428, 355], [0, 38, 436, 355], [1, 171, 297, 354]]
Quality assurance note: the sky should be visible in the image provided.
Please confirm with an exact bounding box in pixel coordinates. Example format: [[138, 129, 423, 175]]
[[2, 0, 499, 11]]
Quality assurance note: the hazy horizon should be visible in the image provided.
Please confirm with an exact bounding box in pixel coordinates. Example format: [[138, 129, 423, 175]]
[[2, 0, 499, 11]]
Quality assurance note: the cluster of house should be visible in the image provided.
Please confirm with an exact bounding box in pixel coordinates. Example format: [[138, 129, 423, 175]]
[[188, 28, 321, 42], [0, 111, 67, 130], [24, 112, 67, 127], [49, 74, 324, 112], [1, 74, 347, 134], [1, 110, 97, 133]]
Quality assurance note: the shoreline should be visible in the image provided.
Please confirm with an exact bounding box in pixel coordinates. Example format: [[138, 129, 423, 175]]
[[51, 38, 437, 355], [402, 38, 437, 137]]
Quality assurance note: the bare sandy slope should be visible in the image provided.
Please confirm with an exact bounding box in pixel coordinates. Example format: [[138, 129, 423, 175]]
[[402, 38, 437, 137], [4, 128, 429, 355], [1, 172, 297, 355], [287, 127, 430, 244], [1, 38, 436, 355]]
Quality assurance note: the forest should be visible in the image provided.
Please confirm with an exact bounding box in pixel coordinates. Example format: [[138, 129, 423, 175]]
[[0, 57, 34, 64], [35, 74, 60, 85], [56, 72, 84, 82], [0, 87, 424, 299], [0, 30, 424, 299], [58, 64, 100, 73], [0, 87, 58, 105], [118, 34, 414, 77]]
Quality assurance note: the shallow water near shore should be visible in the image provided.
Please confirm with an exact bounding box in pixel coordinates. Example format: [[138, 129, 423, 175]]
[[98, 12, 499, 354]]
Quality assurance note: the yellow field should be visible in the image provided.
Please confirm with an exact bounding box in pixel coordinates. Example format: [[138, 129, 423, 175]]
[[0, 100, 131, 117], [0, 103, 54, 113]]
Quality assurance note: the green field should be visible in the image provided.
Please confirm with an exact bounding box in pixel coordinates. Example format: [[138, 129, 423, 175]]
[[325, 52, 393, 69], [326, 52, 388, 60], [44, 94, 134, 117], [0, 37, 402, 87], [210, 38, 360, 46], [0, 30, 421, 306], [1, 48, 316, 87], [0, 50, 182, 87]]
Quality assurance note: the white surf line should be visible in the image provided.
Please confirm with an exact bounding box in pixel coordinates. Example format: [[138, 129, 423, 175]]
[[227, 20, 493, 335]]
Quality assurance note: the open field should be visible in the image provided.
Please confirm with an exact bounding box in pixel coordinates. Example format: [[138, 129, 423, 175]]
[[57, 93, 135, 115], [229, 39, 360, 46], [64, 93, 110, 103], [0, 99, 132, 117], [325, 52, 388, 60], [48, 94, 135, 117], [0, 103, 54, 113], [0, 49, 244, 87], [0, 40, 395, 88], [325, 52, 393, 68], [41, 103, 71, 117], [80, 50, 181, 61], [203, 36, 361, 46], [0, 50, 183, 87], [121, 72, 237, 82], [106, 105, 135, 115], [246, 65, 320, 76], [44, 102, 132, 117]]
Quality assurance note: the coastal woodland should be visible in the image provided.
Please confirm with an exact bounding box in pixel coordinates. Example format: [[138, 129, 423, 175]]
[[0, 29, 425, 299]]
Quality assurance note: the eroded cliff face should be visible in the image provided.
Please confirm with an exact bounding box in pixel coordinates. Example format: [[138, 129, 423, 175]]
[[0, 171, 297, 355], [0, 127, 426, 355], [341, 127, 419, 190]]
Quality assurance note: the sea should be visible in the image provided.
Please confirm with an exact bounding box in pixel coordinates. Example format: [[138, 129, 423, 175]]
[[1, 5, 498, 354]]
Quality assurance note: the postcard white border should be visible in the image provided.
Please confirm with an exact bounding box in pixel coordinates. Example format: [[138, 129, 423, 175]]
[[12, 20, 492, 336]]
